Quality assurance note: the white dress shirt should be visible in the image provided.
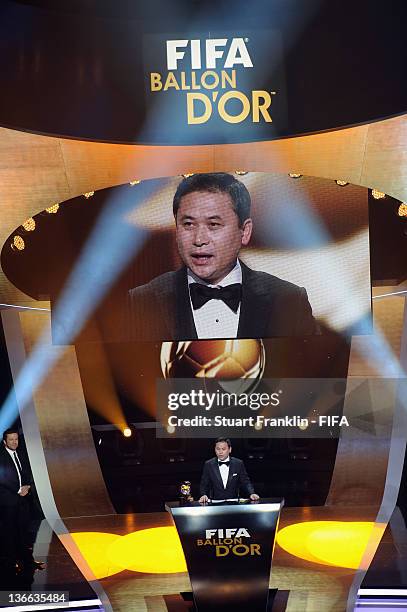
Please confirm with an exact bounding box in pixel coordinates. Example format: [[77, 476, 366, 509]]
[[188, 261, 242, 339], [5, 446, 22, 492], [218, 461, 230, 488]]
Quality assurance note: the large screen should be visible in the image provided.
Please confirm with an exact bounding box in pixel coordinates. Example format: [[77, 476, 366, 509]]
[[1, 171, 369, 344]]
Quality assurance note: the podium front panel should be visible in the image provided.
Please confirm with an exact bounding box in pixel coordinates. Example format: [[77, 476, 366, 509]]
[[166, 499, 283, 611]]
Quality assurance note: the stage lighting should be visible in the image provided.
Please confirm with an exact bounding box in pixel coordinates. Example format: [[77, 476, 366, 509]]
[[235, 171, 248, 175], [45, 203, 59, 213], [129, 180, 141, 186], [397, 203, 407, 217], [11, 235, 25, 251], [371, 189, 386, 200], [83, 191, 95, 199], [108, 526, 187, 574], [288, 173, 302, 179], [69, 532, 123, 579], [22, 217, 36, 231], [70, 527, 187, 577], [276, 521, 375, 569], [335, 180, 348, 186], [116, 425, 143, 463], [182, 173, 194, 178]]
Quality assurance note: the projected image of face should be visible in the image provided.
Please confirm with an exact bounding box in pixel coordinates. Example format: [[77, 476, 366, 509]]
[[123, 172, 372, 342], [175, 190, 252, 284]]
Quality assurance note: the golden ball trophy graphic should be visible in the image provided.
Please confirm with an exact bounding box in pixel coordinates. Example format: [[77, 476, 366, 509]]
[[160, 339, 265, 394]]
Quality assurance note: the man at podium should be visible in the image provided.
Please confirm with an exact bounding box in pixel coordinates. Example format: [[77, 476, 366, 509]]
[[199, 437, 259, 502]]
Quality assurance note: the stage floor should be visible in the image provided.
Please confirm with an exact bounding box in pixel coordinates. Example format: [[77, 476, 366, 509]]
[[3, 505, 405, 611], [63, 505, 380, 612], [0, 519, 101, 610]]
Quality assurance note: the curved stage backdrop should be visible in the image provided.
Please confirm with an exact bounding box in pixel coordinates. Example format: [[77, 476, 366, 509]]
[[0, 0, 406, 611]]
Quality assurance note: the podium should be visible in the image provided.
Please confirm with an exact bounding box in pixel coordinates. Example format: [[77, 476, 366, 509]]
[[165, 498, 284, 612]]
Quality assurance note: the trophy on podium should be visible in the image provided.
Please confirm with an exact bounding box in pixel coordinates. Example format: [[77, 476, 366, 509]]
[[179, 480, 193, 504]]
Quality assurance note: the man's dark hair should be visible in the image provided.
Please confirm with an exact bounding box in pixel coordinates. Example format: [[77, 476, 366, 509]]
[[2, 428, 18, 441], [173, 173, 251, 227], [215, 437, 231, 447]]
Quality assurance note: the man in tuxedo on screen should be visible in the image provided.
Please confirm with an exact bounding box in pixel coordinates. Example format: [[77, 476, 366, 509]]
[[199, 437, 259, 503], [128, 172, 317, 341]]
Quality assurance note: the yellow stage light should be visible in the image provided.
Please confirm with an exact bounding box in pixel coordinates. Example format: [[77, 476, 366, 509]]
[[288, 173, 302, 179], [129, 180, 141, 186], [70, 532, 123, 579], [123, 427, 132, 437], [12, 235, 25, 251], [71, 527, 187, 577], [22, 217, 36, 231], [182, 173, 194, 178], [108, 526, 187, 574], [83, 191, 95, 199], [371, 189, 385, 200], [398, 203, 407, 217], [235, 171, 248, 175], [45, 203, 59, 213], [335, 180, 348, 186], [276, 521, 375, 569]]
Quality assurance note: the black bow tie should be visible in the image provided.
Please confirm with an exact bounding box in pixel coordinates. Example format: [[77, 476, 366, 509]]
[[218, 461, 230, 467], [189, 283, 242, 313]]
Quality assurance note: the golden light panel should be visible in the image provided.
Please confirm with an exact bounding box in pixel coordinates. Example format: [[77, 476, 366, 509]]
[[22, 217, 36, 231], [12, 235, 25, 251], [288, 173, 302, 178], [276, 521, 375, 569], [398, 203, 407, 217], [45, 203, 59, 213], [371, 189, 386, 200], [70, 532, 123, 579], [108, 527, 187, 573], [71, 527, 187, 578]]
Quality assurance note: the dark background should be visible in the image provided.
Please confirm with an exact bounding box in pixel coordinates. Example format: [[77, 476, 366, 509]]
[[0, 0, 405, 143]]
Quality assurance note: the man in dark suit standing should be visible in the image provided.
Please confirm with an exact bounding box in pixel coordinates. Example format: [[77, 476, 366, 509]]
[[199, 437, 259, 502], [128, 173, 317, 341], [0, 429, 37, 574]]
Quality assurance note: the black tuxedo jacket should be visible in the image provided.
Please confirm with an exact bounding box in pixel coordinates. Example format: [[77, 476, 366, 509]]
[[0, 446, 30, 507], [128, 261, 317, 341], [200, 456, 255, 500]]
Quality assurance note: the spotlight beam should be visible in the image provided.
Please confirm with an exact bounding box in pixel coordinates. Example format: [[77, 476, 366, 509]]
[[0, 181, 161, 430]]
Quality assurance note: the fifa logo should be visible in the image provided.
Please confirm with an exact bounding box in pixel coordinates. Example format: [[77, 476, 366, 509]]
[[205, 528, 250, 538], [166, 38, 253, 70], [196, 527, 262, 557], [149, 35, 275, 126]]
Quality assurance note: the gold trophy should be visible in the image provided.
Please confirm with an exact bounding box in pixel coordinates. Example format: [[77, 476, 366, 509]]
[[179, 481, 193, 504]]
